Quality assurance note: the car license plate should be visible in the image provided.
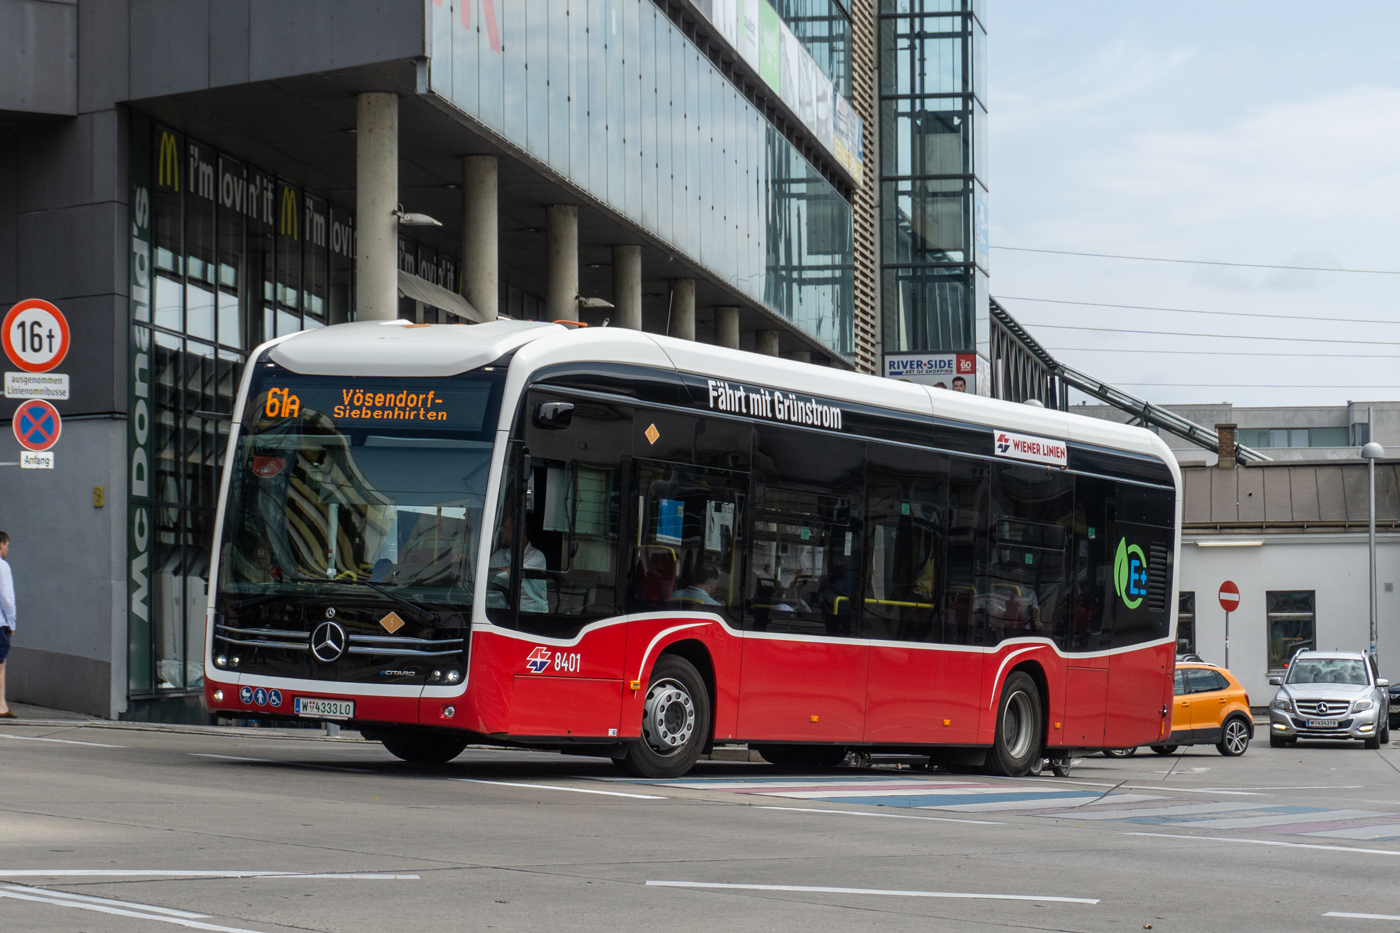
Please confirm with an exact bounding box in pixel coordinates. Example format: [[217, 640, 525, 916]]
[[1305, 718, 1339, 729], [1390, 702, 1400, 712], [294, 697, 354, 720]]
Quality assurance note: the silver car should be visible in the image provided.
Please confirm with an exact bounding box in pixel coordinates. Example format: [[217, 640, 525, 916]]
[[1268, 651, 1390, 749]]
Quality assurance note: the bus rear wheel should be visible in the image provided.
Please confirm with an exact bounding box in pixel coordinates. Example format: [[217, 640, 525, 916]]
[[984, 671, 1043, 777], [381, 735, 468, 764], [754, 745, 848, 770], [616, 654, 711, 779]]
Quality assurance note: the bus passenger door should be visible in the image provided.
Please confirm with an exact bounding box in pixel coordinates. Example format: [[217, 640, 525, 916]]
[[861, 444, 981, 745], [737, 427, 867, 742]]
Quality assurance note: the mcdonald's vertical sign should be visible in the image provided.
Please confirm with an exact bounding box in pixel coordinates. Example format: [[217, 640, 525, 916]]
[[156, 128, 180, 191], [279, 184, 299, 240]]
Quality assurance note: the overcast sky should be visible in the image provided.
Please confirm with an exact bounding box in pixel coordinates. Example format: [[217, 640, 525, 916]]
[[986, 2, 1400, 409]]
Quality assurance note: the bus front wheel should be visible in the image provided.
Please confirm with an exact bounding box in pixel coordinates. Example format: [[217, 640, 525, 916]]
[[984, 671, 1044, 777], [616, 654, 711, 779]]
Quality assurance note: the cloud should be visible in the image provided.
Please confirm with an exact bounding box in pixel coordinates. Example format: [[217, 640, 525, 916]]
[[1086, 86, 1400, 233]]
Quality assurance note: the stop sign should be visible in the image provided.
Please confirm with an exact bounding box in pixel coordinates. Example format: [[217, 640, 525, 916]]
[[1219, 581, 1240, 613]]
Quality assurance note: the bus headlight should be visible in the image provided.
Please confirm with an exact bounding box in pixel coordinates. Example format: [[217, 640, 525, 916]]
[[445, 669, 462, 684], [212, 689, 224, 702], [214, 654, 228, 669]]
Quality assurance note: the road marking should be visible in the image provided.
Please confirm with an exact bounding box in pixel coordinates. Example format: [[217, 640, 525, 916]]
[[645, 880, 1098, 904], [0, 887, 267, 933], [13, 886, 208, 917], [1121, 832, 1400, 856], [455, 778, 666, 799], [0, 732, 125, 748], [0, 870, 419, 880], [1122, 785, 1268, 796], [756, 806, 1003, 825], [190, 753, 374, 773], [1325, 911, 1400, 921], [1057, 802, 1276, 821]]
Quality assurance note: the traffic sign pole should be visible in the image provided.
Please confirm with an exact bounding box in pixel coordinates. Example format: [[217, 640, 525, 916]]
[[1218, 581, 1240, 669]]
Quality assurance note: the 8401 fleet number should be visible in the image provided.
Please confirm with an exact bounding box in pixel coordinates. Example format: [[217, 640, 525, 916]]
[[524, 646, 582, 674]]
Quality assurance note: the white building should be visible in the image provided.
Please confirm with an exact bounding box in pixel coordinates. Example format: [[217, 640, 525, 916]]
[[1179, 457, 1400, 704], [1077, 401, 1400, 466]]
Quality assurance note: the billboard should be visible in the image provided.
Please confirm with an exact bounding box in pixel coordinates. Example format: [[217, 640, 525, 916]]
[[884, 353, 977, 393]]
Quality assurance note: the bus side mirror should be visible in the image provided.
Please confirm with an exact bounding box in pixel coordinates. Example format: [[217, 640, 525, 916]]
[[1269, 676, 1282, 686], [534, 401, 574, 429]]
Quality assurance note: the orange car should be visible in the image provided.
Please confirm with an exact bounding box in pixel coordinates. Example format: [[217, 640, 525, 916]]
[[1147, 662, 1254, 757]]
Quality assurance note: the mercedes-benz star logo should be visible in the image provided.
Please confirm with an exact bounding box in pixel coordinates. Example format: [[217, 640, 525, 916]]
[[1316, 702, 1330, 716], [311, 621, 347, 663]]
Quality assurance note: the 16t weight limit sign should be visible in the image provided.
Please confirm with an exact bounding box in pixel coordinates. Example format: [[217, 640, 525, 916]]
[[3, 299, 70, 373]]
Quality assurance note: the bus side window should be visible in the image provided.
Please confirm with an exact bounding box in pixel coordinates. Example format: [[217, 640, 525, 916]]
[[986, 464, 1075, 647], [861, 444, 949, 642], [630, 461, 746, 625], [748, 426, 865, 638], [943, 458, 989, 646], [499, 392, 632, 637], [1070, 475, 1115, 652]]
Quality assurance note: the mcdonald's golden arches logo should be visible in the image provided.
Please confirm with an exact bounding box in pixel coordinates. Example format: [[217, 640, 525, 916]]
[[279, 187, 299, 239], [157, 131, 179, 188]]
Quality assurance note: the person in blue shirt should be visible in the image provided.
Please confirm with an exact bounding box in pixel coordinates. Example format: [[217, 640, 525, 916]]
[[0, 531, 15, 718]]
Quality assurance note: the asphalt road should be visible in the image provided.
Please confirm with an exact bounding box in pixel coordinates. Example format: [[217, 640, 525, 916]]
[[4, 711, 1400, 932]]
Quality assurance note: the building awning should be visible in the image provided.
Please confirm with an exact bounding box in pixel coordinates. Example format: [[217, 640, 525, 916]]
[[397, 269, 488, 323]]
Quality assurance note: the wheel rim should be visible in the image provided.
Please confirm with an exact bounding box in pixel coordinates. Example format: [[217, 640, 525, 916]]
[[1001, 689, 1034, 760], [1224, 720, 1249, 754], [642, 678, 695, 756]]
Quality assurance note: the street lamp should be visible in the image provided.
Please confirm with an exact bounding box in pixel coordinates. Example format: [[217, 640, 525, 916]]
[[1362, 440, 1385, 658]]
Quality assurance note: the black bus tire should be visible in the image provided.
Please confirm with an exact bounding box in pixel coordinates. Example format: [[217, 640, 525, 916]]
[[617, 654, 711, 779], [984, 671, 1044, 777], [382, 736, 468, 764], [754, 745, 848, 770], [1150, 745, 1179, 755]]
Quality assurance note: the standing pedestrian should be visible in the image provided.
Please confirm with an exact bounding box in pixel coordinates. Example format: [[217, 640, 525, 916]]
[[0, 531, 15, 718]]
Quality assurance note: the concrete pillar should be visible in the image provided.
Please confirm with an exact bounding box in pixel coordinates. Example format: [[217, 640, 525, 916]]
[[715, 306, 740, 350], [355, 92, 399, 321], [460, 155, 498, 320], [546, 205, 579, 321], [612, 245, 642, 330], [670, 278, 696, 340], [756, 329, 781, 357], [790, 350, 811, 364]]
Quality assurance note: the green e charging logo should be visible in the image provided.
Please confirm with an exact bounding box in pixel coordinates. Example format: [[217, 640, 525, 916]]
[[1114, 538, 1148, 609]]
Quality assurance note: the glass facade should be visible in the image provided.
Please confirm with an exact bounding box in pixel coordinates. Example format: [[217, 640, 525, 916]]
[[878, 0, 987, 355], [427, 0, 854, 360], [772, 0, 851, 97], [129, 118, 353, 698]]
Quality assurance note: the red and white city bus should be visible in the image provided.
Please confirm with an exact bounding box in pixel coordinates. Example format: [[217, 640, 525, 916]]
[[205, 319, 1180, 778]]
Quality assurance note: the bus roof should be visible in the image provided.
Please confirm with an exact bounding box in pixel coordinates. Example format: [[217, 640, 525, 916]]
[[265, 319, 1179, 479]]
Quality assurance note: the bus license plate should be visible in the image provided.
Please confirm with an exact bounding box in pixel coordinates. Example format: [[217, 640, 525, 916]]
[[294, 697, 354, 720], [1305, 718, 1339, 729]]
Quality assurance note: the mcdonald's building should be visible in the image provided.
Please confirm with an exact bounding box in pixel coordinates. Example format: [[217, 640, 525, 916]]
[[0, 1, 992, 720]]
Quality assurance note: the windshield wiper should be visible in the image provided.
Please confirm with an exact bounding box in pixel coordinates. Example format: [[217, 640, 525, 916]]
[[363, 580, 440, 625]]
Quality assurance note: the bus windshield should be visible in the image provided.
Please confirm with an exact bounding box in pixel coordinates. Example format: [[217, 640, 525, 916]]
[[218, 366, 503, 604]]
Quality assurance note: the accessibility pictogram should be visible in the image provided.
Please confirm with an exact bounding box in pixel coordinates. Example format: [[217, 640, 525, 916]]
[[12, 399, 62, 451], [1218, 580, 1240, 613], [3, 299, 70, 373]]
